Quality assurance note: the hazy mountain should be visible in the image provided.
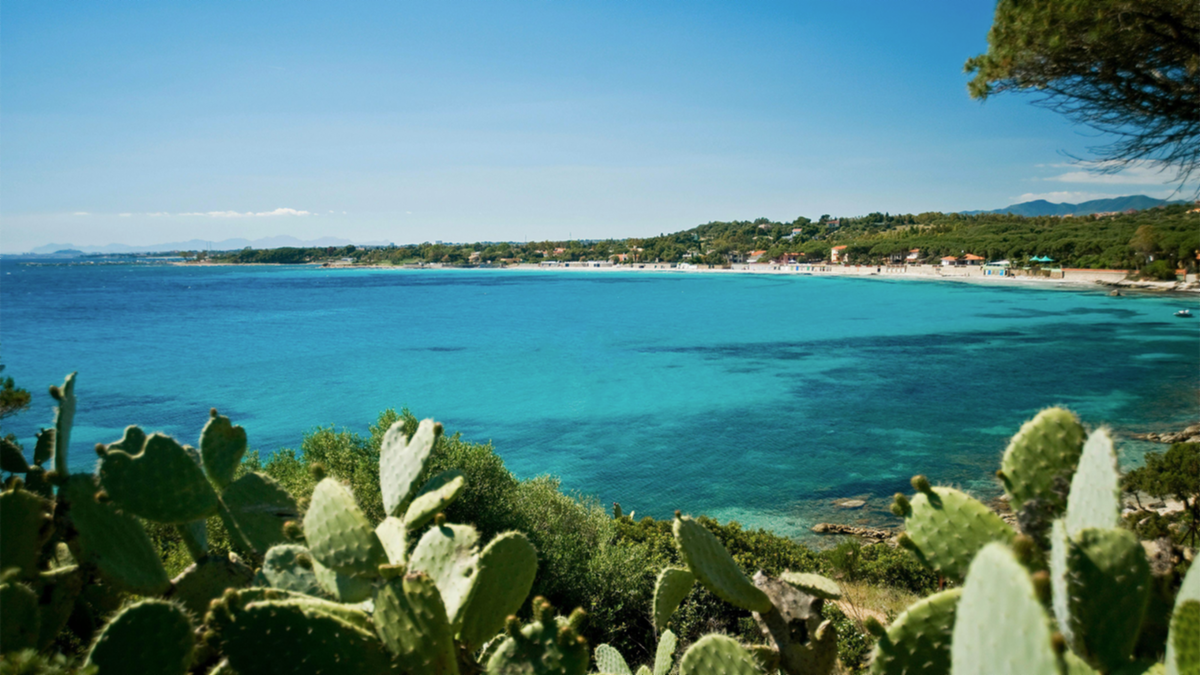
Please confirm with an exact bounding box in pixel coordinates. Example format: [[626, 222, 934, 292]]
[[964, 194, 1185, 217], [24, 235, 392, 255]]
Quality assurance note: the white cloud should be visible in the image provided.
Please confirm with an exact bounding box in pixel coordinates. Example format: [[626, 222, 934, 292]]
[[1012, 191, 1122, 203], [72, 211, 90, 216], [118, 213, 133, 217], [175, 208, 313, 218], [1044, 161, 1175, 185]]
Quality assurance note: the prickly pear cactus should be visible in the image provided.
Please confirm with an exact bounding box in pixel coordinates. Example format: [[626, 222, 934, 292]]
[[63, 473, 170, 595], [1051, 526, 1151, 672], [375, 515, 407, 565], [98, 430, 220, 524], [374, 572, 460, 675], [302, 477, 387, 577], [0, 486, 54, 577], [85, 599, 195, 675], [652, 567, 695, 633], [459, 531, 539, 649], [673, 514, 771, 613], [595, 643, 632, 675], [1064, 428, 1121, 535], [779, 571, 841, 600], [199, 410, 247, 490], [486, 598, 590, 675], [1166, 562, 1200, 675], [380, 418, 438, 517], [50, 373, 76, 476], [261, 544, 324, 596], [679, 634, 760, 675], [0, 578, 40, 653], [951, 543, 1059, 675], [895, 478, 1015, 582], [218, 471, 298, 554], [999, 407, 1085, 516], [169, 555, 255, 617], [405, 469, 466, 530], [868, 588, 961, 675], [409, 521, 481, 632]]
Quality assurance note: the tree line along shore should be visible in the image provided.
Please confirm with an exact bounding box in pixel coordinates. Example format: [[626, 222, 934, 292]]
[[181, 204, 1200, 280]]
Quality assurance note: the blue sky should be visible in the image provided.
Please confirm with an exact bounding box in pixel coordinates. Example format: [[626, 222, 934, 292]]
[[1, 1, 1190, 251]]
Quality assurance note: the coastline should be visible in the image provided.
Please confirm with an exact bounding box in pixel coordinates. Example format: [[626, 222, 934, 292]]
[[175, 259, 1200, 294]]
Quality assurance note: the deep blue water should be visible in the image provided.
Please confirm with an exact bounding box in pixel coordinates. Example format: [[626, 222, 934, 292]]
[[2, 260, 1197, 539]]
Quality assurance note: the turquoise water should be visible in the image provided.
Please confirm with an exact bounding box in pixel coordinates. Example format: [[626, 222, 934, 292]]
[[2, 261, 1197, 539]]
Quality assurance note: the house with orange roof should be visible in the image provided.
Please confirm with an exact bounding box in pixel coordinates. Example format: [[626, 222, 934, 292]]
[[941, 256, 958, 266], [830, 245, 848, 263], [747, 249, 768, 263], [906, 248, 921, 262], [962, 254, 985, 265]]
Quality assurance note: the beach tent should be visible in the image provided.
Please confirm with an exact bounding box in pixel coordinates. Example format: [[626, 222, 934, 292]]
[[1030, 255, 1055, 263]]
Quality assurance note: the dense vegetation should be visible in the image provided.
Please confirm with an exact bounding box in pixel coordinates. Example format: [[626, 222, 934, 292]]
[[197, 204, 1199, 271]]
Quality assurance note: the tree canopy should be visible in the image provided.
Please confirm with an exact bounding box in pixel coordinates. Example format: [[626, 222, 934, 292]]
[[965, 0, 1200, 185]]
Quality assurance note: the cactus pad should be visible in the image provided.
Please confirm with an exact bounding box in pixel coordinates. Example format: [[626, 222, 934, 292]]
[[1064, 428, 1120, 535], [405, 469, 466, 530], [312, 557, 374, 603], [375, 516, 407, 565], [303, 478, 386, 578], [200, 412, 247, 490], [1055, 527, 1150, 672], [380, 418, 438, 517], [64, 474, 170, 595], [460, 531, 539, 649], [902, 486, 1015, 582], [0, 580, 40, 653], [169, 555, 255, 617], [1166, 561, 1200, 675], [85, 599, 195, 675], [1168, 601, 1199, 675], [595, 644, 632, 675], [219, 472, 299, 554], [0, 488, 54, 578], [0, 437, 30, 473], [951, 543, 1058, 675], [869, 588, 961, 675], [409, 522, 481, 631], [673, 515, 771, 613], [654, 630, 677, 675], [210, 597, 390, 675], [33, 427, 55, 468], [779, 571, 841, 600], [999, 407, 1085, 514], [261, 544, 324, 596], [485, 599, 590, 675], [374, 572, 459, 674], [51, 373, 76, 476], [652, 567, 695, 632], [679, 634, 760, 675], [34, 566, 84, 651], [99, 431, 219, 524]]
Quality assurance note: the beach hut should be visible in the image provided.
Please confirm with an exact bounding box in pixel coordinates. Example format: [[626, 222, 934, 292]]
[[940, 256, 958, 266]]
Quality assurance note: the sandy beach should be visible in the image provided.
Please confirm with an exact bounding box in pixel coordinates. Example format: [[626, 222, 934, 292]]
[[281, 259, 1200, 294]]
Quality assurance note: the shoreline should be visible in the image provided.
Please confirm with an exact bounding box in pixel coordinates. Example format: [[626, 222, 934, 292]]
[[173, 259, 1200, 295]]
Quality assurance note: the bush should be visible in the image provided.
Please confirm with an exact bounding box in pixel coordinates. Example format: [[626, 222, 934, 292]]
[[1139, 259, 1179, 281], [244, 409, 940, 658]]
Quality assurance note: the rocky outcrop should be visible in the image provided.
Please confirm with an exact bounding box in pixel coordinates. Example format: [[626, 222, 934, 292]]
[[810, 523, 895, 544], [1129, 423, 1200, 444]]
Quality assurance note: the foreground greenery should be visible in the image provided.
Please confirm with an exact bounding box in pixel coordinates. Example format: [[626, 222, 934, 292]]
[[198, 204, 1199, 272]]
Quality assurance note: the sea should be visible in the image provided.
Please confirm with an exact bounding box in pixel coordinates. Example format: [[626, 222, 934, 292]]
[[2, 259, 1197, 540]]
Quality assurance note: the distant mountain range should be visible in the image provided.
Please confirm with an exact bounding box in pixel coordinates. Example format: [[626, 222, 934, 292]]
[[963, 194, 1186, 217], [22, 235, 392, 256]]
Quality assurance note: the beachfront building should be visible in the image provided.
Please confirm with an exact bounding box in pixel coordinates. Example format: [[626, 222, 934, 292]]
[[747, 250, 767, 263], [962, 254, 985, 265], [941, 256, 958, 266], [906, 248, 921, 262], [831, 245, 847, 263], [983, 261, 1010, 276]]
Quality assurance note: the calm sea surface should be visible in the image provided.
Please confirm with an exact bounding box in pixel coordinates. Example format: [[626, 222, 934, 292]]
[[3, 260, 1197, 539]]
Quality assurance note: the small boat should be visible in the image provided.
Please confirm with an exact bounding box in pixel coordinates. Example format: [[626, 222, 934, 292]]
[[1175, 309, 1194, 318]]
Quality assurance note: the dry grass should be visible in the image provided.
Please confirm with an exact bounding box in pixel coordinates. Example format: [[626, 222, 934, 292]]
[[834, 580, 922, 627]]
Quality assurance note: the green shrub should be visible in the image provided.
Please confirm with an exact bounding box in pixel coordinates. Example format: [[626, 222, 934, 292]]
[[1139, 259, 1178, 280], [822, 603, 875, 672]]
